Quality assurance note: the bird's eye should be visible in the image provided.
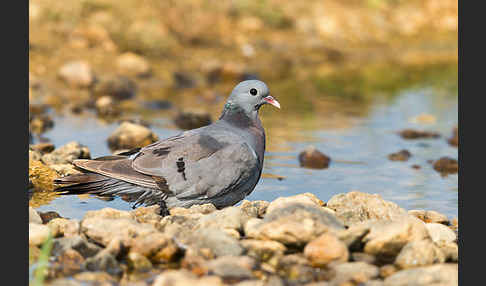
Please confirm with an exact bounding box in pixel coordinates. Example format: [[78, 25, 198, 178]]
[[249, 88, 258, 96]]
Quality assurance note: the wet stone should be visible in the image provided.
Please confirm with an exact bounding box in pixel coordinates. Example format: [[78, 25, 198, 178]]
[[30, 142, 55, 154], [448, 126, 458, 147], [95, 95, 120, 117], [399, 129, 440, 139], [433, 157, 458, 175], [107, 122, 159, 151], [387, 150, 411, 161], [298, 146, 331, 169], [39, 211, 62, 224], [41, 141, 91, 165], [30, 114, 54, 134], [94, 75, 137, 100]]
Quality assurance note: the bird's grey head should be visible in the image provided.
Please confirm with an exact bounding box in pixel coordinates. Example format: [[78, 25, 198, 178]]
[[224, 80, 280, 115]]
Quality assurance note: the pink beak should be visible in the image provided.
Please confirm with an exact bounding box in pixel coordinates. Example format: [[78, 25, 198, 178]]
[[263, 96, 281, 109]]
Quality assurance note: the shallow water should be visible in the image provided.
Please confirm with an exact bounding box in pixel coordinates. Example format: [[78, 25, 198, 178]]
[[34, 81, 458, 220]]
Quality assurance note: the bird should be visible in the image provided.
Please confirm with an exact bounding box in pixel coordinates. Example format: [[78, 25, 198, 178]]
[[54, 80, 280, 215]]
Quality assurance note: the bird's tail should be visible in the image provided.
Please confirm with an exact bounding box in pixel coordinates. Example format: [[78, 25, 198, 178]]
[[54, 172, 116, 195], [54, 172, 165, 210]]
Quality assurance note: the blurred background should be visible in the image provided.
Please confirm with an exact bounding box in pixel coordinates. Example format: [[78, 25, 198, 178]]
[[29, 0, 458, 219]]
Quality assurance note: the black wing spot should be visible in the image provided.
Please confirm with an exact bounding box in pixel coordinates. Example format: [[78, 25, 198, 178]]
[[176, 158, 187, 180], [153, 147, 171, 157]]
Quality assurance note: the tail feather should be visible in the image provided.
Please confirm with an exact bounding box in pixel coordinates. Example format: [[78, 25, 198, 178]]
[[54, 172, 167, 209]]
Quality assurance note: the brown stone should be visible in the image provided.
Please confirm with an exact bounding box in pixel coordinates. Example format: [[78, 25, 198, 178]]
[[298, 146, 331, 169], [304, 233, 349, 267]]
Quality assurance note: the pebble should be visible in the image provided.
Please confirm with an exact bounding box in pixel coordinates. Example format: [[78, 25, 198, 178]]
[[398, 129, 440, 139], [58, 61, 94, 88], [326, 191, 407, 226], [29, 223, 50, 246], [41, 141, 91, 165], [387, 150, 411, 161], [29, 207, 42, 224], [107, 121, 159, 151], [94, 75, 137, 100], [304, 233, 349, 267], [383, 264, 458, 286], [298, 146, 331, 169], [394, 239, 446, 269], [425, 223, 457, 244], [116, 52, 151, 78], [433, 157, 458, 175]]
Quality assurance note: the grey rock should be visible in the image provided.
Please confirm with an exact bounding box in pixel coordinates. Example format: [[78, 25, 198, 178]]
[[94, 75, 137, 100], [245, 203, 344, 247], [41, 141, 91, 165], [84, 251, 123, 276], [29, 207, 42, 224], [408, 210, 449, 224], [362, 216, 430, 263], [51, 235, 101, 258], [298, 146, 331, 169], [330, 262, 380, 285], [116, 52, 151, 77], [206, 255, 256, 280], [81, 216, 157, 247], [29, 223, 50, 246], [265, 193, 324, 215], [395, 239, 446, 269], [58, 60, 94, 88], [425, 223, 457, 244], [240, 239, 286, 262], [191, 227, 244, 257], [152, 269, 225, 286], [384, 264, 458, 286], [327, 191, 407, 226], [239, 200, 269, 218], [107, 121, 159, 151], [196, 206, 250, 232]]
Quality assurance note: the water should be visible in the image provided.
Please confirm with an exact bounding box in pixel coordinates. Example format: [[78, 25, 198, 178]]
[[34, 86, 458, 220]]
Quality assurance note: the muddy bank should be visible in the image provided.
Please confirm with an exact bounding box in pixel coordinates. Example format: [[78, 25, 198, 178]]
[[29, 191, 458, 286]]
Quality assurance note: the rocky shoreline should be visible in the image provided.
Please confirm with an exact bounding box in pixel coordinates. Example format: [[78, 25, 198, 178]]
[[29, 191, 458, 286]]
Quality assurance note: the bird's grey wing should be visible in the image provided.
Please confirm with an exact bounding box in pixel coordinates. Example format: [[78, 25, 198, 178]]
[[132, 131, 259, 200]]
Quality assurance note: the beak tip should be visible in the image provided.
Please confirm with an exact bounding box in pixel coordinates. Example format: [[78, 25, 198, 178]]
[[264, 96, 281, 109]]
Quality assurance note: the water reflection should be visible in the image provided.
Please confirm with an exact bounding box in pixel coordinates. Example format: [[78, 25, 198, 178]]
[[33, 67, 458, 220]]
